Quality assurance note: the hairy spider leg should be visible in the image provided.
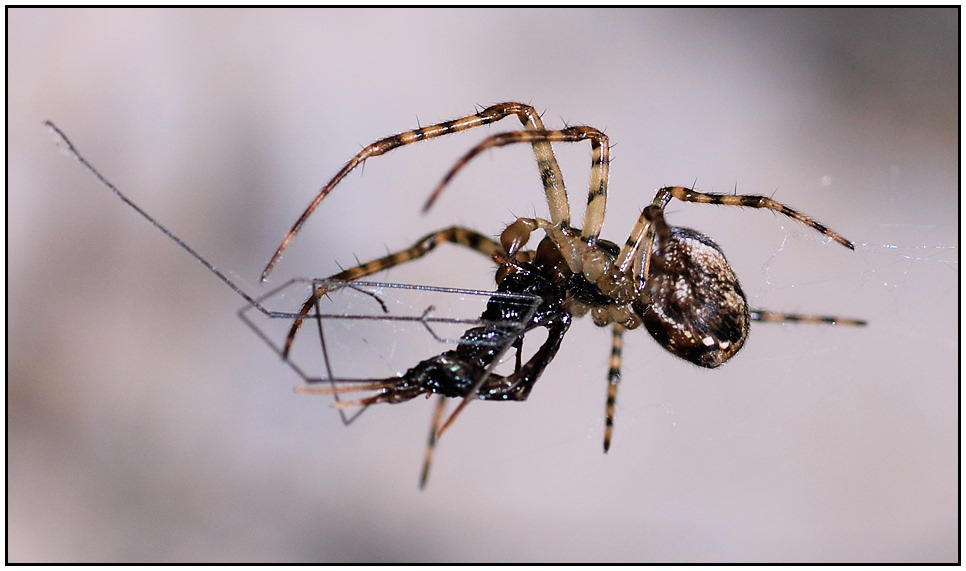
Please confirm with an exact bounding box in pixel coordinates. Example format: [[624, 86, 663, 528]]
[[263, 102, 568, 280], [283, 226, 505, 357], [750, 310, 867, 326], [603, 324, 625, 452], [424, 126, 613, 278], [613, 186, 856, 280], [659, 186, 854, 248]]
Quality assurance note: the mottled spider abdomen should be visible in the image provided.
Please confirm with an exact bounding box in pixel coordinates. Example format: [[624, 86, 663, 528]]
[[642, 226, 750, 368]]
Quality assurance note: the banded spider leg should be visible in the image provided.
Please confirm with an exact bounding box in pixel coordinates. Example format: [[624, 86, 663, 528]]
[[261, 102, 571, 281]]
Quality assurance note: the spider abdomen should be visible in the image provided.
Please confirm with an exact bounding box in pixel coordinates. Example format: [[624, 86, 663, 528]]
[[643, 226, 750, 368]]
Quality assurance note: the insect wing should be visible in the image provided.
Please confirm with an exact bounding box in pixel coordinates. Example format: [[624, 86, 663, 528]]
[[239, 280, 542, 402]]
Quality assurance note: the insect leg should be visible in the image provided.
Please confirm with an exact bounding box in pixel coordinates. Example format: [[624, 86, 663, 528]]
[[424, 127, 606, 224], [601, 203, 669, 298], [419, 395, 448, 489], [436, 314, 572, 437]]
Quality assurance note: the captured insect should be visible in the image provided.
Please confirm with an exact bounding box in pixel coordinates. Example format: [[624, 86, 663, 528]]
[[48, 103, 865, 487]]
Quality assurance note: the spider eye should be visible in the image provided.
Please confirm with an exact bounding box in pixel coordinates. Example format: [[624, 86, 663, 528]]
[[642, 227, 750, 368]]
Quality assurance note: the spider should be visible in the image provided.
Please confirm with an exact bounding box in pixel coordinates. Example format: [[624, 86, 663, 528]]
[[259, 102, 865, 486]]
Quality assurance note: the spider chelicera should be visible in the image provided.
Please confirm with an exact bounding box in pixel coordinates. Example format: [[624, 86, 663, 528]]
[[259, 102, 865, 486]]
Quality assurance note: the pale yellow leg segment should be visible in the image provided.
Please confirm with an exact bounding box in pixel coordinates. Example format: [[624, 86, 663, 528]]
[[424, 126, 612, 280], [580, 132, 610, 243], [425, 126, 608, 232]]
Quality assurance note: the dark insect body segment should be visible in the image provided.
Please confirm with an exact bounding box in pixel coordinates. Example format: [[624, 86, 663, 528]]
[[302, 247, 573, 407]]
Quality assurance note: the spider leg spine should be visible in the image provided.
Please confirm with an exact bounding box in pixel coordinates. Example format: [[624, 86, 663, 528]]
[[262, 102, 568, 280]]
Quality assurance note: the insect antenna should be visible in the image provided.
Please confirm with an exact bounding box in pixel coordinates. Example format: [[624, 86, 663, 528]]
[[45, 120, 266, 314], [46, 121, 382, 425]]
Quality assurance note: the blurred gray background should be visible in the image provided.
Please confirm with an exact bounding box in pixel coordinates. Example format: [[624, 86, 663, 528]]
[[9, 8, 957, 563]]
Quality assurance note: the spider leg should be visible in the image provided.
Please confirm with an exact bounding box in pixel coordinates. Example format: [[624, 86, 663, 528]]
[[603, 202, 670, 296], [424, 127, 613, 278], [750, 310, 867, 326], [263, 102, 566, 280], [656, 186, 855, 250], [578, 133, 610, 245], [283, 226, 504, 357], [603, 324, 625, 452], [612, 182, 855, 285]]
